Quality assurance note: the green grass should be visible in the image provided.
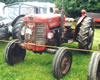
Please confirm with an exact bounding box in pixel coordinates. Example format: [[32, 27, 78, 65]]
[[0, 28, 100, 80]]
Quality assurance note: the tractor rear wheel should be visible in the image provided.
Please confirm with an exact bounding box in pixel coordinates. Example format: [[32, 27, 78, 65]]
[[4, 39, 26, 65], [88, 52, 100, 80], [52, 47, 72, 79], [77, 17, 94, 51], [12, 16, 25, 42]]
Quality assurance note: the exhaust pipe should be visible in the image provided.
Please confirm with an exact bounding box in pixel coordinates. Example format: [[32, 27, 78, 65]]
[[60, 0, 64, 31]]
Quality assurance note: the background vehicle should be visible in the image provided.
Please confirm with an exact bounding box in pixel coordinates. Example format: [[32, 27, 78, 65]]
[[0, 2, 8, 40], [0, 1, 55, 40], [87, 12, 100, 26], [0, 2, 5, 17]]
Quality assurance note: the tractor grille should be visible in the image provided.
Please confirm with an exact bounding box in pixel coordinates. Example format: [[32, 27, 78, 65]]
[[32, 23, 46, 45]]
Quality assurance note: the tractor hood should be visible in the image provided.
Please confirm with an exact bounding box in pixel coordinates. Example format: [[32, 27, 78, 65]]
[[24, 14, 65, 23]]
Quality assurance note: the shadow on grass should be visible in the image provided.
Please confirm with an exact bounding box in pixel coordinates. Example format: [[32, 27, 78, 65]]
[[23, 51, 54, 67]]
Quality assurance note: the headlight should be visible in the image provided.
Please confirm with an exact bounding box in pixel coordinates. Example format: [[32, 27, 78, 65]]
[[47, 32, 54, 39]]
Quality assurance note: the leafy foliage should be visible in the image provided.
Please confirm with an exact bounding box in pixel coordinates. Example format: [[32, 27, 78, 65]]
[[55, 0, 100, 17]]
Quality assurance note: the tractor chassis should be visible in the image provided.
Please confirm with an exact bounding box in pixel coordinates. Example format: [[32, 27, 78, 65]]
[[20, 42, 57, 54]]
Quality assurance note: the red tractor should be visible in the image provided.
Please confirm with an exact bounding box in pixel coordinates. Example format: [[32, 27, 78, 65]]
[[4, 0, 95, 79]]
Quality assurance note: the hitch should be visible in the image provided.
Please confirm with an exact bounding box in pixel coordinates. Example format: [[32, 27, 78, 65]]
[[45, 48, 57, 54]]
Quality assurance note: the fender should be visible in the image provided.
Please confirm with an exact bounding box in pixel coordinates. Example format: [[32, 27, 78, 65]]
[[11, 15, 25, 27], [76, 9, 87, 26], [76, 16, 86, 26]]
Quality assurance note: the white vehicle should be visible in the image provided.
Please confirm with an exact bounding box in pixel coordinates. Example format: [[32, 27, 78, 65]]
[[3, 2, 55, 19], [0, 2, 5, 16], [0, 2, 56, 40], [32, 2, 55, 14]]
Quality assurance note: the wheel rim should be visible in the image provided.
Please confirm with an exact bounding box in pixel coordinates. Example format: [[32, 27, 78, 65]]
[[88, 28, 94, 49], [89, 28, 93, 40], [61, 54, 71, 75], [10, 44, 23, 63]]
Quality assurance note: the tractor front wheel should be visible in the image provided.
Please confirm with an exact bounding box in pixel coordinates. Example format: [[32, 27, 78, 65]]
[[4, 39, 26, 65], [88, 52, 100, 80], [77, 17, 94, 52], [52, 47, 72, 79]]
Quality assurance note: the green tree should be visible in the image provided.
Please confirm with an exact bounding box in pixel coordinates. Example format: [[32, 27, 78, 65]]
[[55, 0, 100, 17]]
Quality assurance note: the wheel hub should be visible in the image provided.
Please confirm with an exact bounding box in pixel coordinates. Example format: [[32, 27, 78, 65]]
[[61, 54, 70, 75]]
